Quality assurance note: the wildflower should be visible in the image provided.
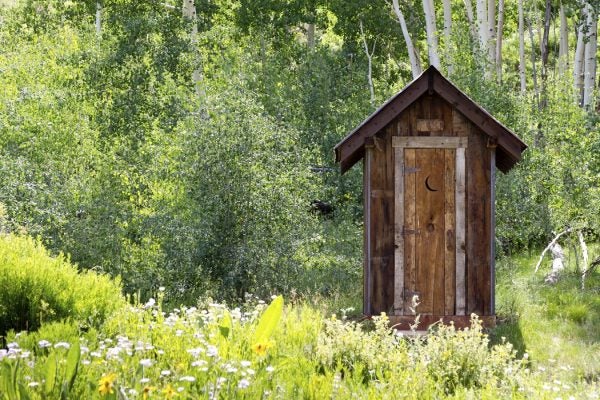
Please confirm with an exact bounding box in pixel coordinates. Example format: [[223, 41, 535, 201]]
[[38, 340, 52, 348], [238, 379, 250, 389], [140, 359, 153, 367], [251, 341, 273, 356], [0, 350, 6, 360], [161, 370, 171, 376], [54, 342, 70, 349], [266, 365, 275, 373], [142, 385, 156, 400], [7, 342, 18, 349], [179, 376, 196, 382], [240, 360, 251, 367], [28, 382, 40, 388], [191, 360, 207, 367], [98, 373, 117, 396], [144, 298, 156, 308], [162, 383, 177, 399], [206, 345, 218, 358]]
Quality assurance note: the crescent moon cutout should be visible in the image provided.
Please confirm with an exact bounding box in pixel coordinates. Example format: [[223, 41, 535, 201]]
[[425, 175, 438, 192]]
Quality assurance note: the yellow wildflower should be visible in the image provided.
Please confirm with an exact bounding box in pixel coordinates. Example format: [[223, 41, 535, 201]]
[[98, 372, 117, 396], [162, 383, 177, 399], [142, 385, 157, 400], [251, 340, 273, 356]]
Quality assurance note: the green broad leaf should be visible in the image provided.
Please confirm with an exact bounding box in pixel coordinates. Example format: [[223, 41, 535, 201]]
[[219, 310, 232, 338], [44, 354, 57, 395], [17, 382, 31, 400], [252, 295, 283, 343], [64, 341, 80, 389], [1, 363, 16, 400]]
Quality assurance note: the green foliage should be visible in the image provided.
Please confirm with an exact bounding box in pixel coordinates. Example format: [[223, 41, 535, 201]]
[[252, 295, 283, 344], [0, 234, 124, 335], [1, 297, 596, 399]]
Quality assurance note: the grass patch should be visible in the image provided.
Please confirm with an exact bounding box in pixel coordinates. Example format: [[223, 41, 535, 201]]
[[491, 244, 600, 382]]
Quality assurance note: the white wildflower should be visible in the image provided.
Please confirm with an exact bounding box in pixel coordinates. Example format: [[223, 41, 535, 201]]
[[238, 379, 250, 389], [140, 359, 153, 367], [38, 340, 52, 349]]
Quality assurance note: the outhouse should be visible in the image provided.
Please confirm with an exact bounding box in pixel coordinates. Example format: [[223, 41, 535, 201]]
[[334, 66, 527, 329]]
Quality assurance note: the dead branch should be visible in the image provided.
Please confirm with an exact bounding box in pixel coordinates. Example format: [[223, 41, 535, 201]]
[[582, 256, 600, 290], [534, 228, 573, 273]]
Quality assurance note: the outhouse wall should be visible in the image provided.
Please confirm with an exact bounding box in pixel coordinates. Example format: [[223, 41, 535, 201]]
[[363, 93, 494, 318]]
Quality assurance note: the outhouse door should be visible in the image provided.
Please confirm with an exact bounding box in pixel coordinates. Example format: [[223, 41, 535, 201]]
[[392, 136, 468, 317]]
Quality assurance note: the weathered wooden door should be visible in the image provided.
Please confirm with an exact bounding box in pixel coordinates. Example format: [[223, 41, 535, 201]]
[[392, 137, 468, 316]]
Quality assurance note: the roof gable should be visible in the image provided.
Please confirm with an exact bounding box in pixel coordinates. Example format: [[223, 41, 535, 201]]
[[334, 66, 527, 174]]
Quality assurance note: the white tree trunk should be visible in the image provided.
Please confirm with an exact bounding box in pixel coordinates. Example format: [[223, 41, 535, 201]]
[[95, 2, 102, 36], [518, 0, 526, 92], [545, 242, 566, 284], [182, 0, 206, 107], [574, 23, 585, 101], [392, 0, 422, 79], [443, 0, 453, 73], [583, 1, 597, 108], [307, 22, 315, 50], [495, 0, 505, 82], [476, 0, 489, 53], [487, 0, 496, 66], [558, 4, 569, 74], [360, 20, 377, 107], [422, 0, 440, 68], [463, 0, 478, 42]]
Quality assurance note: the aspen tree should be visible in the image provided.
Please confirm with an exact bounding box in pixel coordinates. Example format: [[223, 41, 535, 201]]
[[392, 0, 422, 79]]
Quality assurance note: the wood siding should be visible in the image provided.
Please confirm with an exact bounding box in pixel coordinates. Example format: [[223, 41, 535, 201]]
[[364, 94, 493, 318]]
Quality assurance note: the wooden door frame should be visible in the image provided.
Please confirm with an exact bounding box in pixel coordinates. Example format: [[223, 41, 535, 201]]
[[392, 136, 468, 316]]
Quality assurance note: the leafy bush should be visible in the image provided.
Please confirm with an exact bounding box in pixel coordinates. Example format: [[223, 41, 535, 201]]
[[0, 234, 125, 335]]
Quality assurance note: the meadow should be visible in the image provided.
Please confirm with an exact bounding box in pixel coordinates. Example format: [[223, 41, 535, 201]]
[[1, 234, 599, 399]]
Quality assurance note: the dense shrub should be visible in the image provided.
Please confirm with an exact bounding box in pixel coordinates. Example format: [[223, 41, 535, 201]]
[[0, 234, 125, 335]]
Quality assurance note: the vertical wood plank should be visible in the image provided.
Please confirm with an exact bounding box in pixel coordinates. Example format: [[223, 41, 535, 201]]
[[455, 147, 467, 315], [394, 147, 405, 314], [466, 128, 491, 315], [363, 144, 373, 315], [490, 147, 496, 315], [444, 149, 456, 315], [431, 148, 446, 315], [404, 148, 417, 314]]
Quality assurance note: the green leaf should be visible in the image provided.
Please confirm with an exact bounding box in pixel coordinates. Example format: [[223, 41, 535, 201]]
[[252, 296, 284, 343], [0, 363, 16, 400], [17, 382, 31, 400], [64, 341, 80, 390], [44, 354, 57, 395], [219, 310, 232, 338]]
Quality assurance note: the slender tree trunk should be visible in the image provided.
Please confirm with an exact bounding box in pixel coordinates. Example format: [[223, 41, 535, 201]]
[[487, 0, 496, 67], [496, 0, 505, 82], [360, 20, 377, 107], [463, 0, 478, 42], [307, 22, 315, 50], [583, 1, 597, 108], [182, 0, 206, 110], [95, 1, 102, 36], [392, 0, 422, 78], [527, 18, 540, 107], [540, 0, 552, 83], [558, 4, 569, 74], [422, 0, 441, 68], [443, 0, 453, 73], [518, 0, 526, 92], [476, 0, 488, 54], [574, 22, 585, 102]]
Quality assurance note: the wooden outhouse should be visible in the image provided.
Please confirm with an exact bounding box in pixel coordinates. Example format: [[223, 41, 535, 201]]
[[335, 66, 527, 329]]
